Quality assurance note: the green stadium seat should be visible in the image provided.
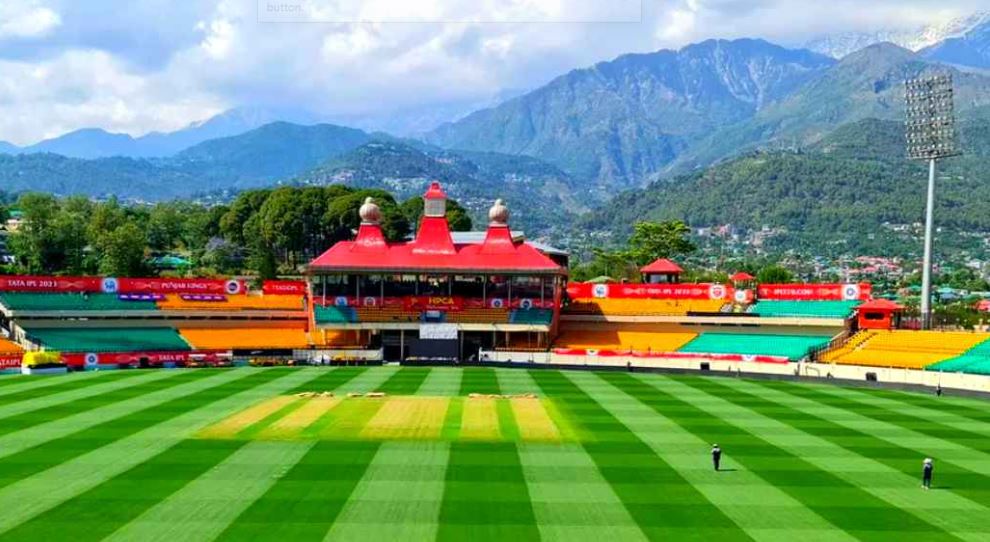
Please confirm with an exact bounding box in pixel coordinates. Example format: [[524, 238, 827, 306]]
[[510, 309, 553, 325], [928, 338, 990, 375], [677, 332, 832, 361], [315, 305, 356, 323], [25, 327, 191, 353], [0, 293, 158, 312], [750, 300, 860, 319]]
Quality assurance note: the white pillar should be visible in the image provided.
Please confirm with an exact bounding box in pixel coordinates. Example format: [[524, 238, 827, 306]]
[[921, 158, 937, 329]]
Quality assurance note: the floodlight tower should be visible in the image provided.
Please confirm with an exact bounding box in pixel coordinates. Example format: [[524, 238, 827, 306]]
[[905, 74, 960, 329]]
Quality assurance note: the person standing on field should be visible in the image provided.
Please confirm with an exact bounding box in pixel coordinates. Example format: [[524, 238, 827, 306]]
[[712, 444, 722, 471], [922, 458, 934, 490]]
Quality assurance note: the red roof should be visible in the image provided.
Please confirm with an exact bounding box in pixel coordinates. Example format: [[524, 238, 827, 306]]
[[640, 258, 683, 274], [857, 299, 904, 311], [730, 272, 755, 281], [308, 183, 563, 275]]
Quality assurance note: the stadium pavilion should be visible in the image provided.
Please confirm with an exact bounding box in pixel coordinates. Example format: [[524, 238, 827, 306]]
[[307, 182, 567, 361]]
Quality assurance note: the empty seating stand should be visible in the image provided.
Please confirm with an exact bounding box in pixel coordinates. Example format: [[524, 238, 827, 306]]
[[554, 324, 698, 353], [25, 327, 191, 353], [315, 305, 356, 324], [157, 294, 304, 311], [751, 300, 860, 319], [510, 309, 553, 325], [0, 337, 22, 355], [565, 298, 726, 316], [0, 293, 157, 312], [179, 327, 309, 350], [677, 333, 831, 361], [822, 330, 990, 370]]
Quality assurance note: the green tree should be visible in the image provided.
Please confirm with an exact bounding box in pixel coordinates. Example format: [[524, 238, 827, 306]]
[[623, 220, 696, 266], [757, 265, 795, 284], [96, 221, 147, 276], [7, 193, 62, 273], [146, 203, 186, 251]]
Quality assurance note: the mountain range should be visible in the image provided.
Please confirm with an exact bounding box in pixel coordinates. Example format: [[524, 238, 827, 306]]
[[804, 11, 990, 59], [3, 14, 990, 251]]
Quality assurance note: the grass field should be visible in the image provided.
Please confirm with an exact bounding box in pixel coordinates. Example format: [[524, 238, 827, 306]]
[[0, 366, 987, 541]]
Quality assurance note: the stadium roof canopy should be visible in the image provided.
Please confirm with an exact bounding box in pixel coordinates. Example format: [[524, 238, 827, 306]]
[[308, 182, 565, 275]]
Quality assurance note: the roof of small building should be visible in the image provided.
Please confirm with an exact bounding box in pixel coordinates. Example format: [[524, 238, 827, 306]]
[[640, 258, 683, 274]]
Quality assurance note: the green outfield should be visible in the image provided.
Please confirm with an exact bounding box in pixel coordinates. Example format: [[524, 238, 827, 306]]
[[0, 366, 987, 541]]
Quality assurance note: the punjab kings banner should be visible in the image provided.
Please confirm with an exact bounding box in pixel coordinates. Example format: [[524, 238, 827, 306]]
[[0, 275, 103, 293], [757, 283, 872, 301], [262, 280, 307, 295], [116, 278, 246, 295], [567, 282, 732, 300], [61, 350, 227, 368]]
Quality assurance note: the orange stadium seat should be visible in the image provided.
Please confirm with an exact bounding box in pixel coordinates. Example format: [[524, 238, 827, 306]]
[[821, 330, 990, 370], [158, 294, 304, 311], [0, 337, 23, 355], [178, 327, 310, 350]]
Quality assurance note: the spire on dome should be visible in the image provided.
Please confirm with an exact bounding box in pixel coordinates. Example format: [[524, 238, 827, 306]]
[[488, 198, 509, 225], [423, 181, 447, 218], [359, 197, 381, 224]]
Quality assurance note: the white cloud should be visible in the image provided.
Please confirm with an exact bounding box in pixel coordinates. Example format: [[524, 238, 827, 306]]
[[0, 0, 987, 145], [0, 1, 61, 39]]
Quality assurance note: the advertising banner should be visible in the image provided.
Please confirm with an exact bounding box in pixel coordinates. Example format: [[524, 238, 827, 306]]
[[262, 280, 307, 295], [61, 350, 227, 368], [757, 283, 872, 301], [0, 275, 103, 293], [404, 296, 464, 311], [116, 278, 246, 295], [566, 282, 731, 300], [0, 355, 21, 369]]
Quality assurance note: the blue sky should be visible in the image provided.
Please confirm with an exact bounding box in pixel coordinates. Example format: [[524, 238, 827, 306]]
[[0, 0, 985, 145]]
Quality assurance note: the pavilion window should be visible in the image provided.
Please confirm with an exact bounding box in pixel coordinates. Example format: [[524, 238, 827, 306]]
[[384, 275, 417, 297], [358, 274, 383, 302], [487, 275, 509, 300], [321, 274, 351, 298], [418, 275, 450, 296], [452, 275, 484, 298], [510, 276, 542, 300]]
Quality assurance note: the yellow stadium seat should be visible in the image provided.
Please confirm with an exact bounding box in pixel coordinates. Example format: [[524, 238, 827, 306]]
[[822, 330, 990, 370], [565, 298, 725, 316]]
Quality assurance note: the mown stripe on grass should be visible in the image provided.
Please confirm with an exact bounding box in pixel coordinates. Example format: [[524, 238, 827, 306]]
[[213, 441, 383, 541], [496, 370, 648, 541], [417, 367, 464, 396], [441, 397, 464, 441], [0, 367, 322, 535], [324, 441, 450, 541], [0, 369, 144, 407], [104, 440, 314, 542], [459, 367, 500, 395], [639, 374, 983, 540], [496, 399, 521, 441], [374, 367, 432, 395], [437, 441, 540, 541], [0, 439, 245, 542], [0, 368, 221, 458], [529, 370, 751, 541], [0, 368, 180, 427], [288, 366, 360, 393], [855, 386, 990, 426], [810, 383, 990, 442], [336, 365, 400, 394], [0, 371, 105, 396], [584, 375, 880, 540], [739, 378, 990, 510], [0, 369, 269, 490]]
